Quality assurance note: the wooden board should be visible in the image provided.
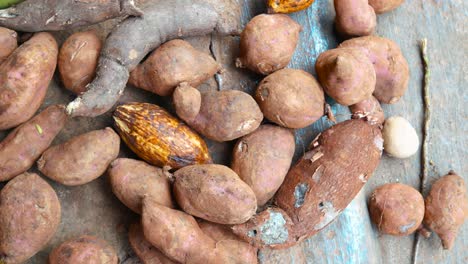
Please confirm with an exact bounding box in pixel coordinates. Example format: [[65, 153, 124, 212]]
[[0, 0, 466, 263]]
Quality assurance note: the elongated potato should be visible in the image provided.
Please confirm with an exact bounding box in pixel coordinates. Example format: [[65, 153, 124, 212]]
[[113, 102, 212, 169], [38, 128, 120, 186], [0, 27, 17, 63], [231, 125, 295, 206], [128, 223, 177, 264], [0, 173, 61, 264], [173, 164, 257, 224], [0, 105, 67, 182], [49, 236, 118, 264], [108, 158, 173, 214], [234, 119, 383, 249], [0, 32, 58, 130]]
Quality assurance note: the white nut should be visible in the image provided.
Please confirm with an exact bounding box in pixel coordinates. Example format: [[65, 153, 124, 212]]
[[382, 116, 419, 158]]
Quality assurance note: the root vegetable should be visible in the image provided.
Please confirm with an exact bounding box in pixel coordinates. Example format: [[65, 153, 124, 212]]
[[173, 83, 263, 142], [236, 14, 301, 75], [49, 236, 118, 264], [0, 32, 58, 130], [231, 125, 295, 206], [113, 102, 212, 169], [334, 0, 376, 37], [129, 39, 221, 96], [368, 0, 405, 14], [58, 31, 102, 95], [315, 47, 376, 106], [369, 183, 424, 236], [350, 96, 384, 125], [128, 223, 176, 264], [382, 116, 419, 158], [173, 164, 257, 224], [0, 173, 61, 264], [267, 0, 315, 14], [255, 69, 325, 128], [424, 171, 468, 250], [0, 27, 17, 63], [108, 158, 173, 214], [0, 105, 67, 182], [38, 127, 120, 186]]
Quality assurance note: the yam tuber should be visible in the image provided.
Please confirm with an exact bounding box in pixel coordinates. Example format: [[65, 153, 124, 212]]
[[0, 27, 17, 63], [334, 0, 376, 37], [49, 236, 118, 264], [350, 96, 385, 125]]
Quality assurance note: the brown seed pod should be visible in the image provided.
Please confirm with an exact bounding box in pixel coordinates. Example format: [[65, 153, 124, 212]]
[[113, 102, 212, 169], [350, 96, 385, 125], [369, 183, 425, 236], [267, 0, 316, 14]]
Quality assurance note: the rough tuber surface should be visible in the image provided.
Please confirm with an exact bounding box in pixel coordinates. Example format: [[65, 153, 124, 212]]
[[350, 96, 385, 125], [49, 236, 118, 264], [128, 223, 177, 264]]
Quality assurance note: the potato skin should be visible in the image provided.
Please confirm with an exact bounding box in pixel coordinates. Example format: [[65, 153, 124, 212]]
[[129, 39, 221, 96], [369, 183, 424, 236], [368, 0, 405, 14], [173, 164, 257, 224], [58, 31, 102, 95], [231, 125, 295, 206], [255, 69, 325, 128], [340, 36, 409, 104], [334, 0, 376, 37], [113, 102, 212, 169], [424, 171, 468, 249], [49, 235, 118, 264], [173, 84, 263, 142], [0, 32, 58, 130], [0, 27, 17, 63], [236, 14, 301, 75], [0, 105, 67, 182], [108, 158, 173, 214], [0, 173, 61, 264], [350, 96, 385, 125], [316, 47, 376, 106], [38, 127, 120, 186], [128, 223, 177, 264]]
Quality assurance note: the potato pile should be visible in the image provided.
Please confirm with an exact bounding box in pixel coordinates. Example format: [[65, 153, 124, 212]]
[[0, 0, 465, 263]]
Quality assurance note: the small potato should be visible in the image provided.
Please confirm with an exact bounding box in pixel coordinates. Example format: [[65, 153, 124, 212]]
[[0, 173, 61, 264], [173, 164, 257, 224], [368, 0, 405, 14], [173, 83, 263, 142], [369, 183, 424, 236], [382, 116, 419, 158], [350, 96, 385, 125], [0, 27, 17, 63], [129, 39, 221, 96], [108, 158, 173, 214], [58, 31, 102, 95], [316, 47, 376, 106], [49, 235, 118, 264], [236, 14, 301, 75], [38, 127, 120, 186], [231, 125, 295, 206], [255, 69, 325, 128], [424, 171, 468, 250], [334, 0, 376, 36], [128, 223, 177, 264]]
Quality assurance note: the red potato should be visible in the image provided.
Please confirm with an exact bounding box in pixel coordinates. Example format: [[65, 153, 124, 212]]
[[128, 223, 177, 264], [0, 105, 67, 182], [0, 173, 61, 264], [49, 236, 118, 264], [38, 128, 120, 186], [236, 14, 301, 75], [0, 27, 17, 63], [0, 32, 58, 130], [350, 96, 385, 125], [334, 0, 376, 37], [368, 0, 405, 14], [58, 31, 102, 95], [315, 47, 376, 106], [129, 39, 221, 96], [231, 125, 295, 206], [369, 183, 425, 236], [255, 69, 325, 128], [108, 158, 173, 214], [424, 171, 468, 249]]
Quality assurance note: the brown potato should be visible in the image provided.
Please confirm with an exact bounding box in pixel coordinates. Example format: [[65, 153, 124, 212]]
[[108, 158, 173, 214], [368, 0, 405, 14], [0, 173, 61, 264], [236, 14, 301, 75], [424, 171, 468, 249], [369, 183, 424, 236], [58, 31, 102, 95], [128, 223, 177, 264], [255, 69, 325, 128], [38, 127, 120, 186], [231, 125, 295, 206], [349, 96, 385, 125], [316, 47, 376, 106], [0, 27, 17, 63], [49, 235, 118, 264], [173, 164, 257, 224], [340, 36, 410, 104], [0, 105, 67, 182], [334, 0, 376, 36], [129, 39, 221, 96], [173, 83, 263, 142], [0, 32, 58, 130]]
